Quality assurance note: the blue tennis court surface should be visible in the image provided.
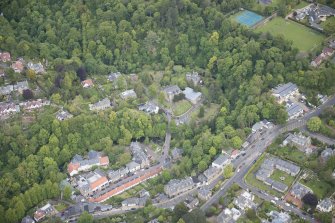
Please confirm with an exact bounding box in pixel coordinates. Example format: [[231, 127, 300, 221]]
[[235, 10, 264, 27]]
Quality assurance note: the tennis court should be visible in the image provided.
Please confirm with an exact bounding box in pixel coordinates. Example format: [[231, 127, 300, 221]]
[[234, 10, 264, 27]]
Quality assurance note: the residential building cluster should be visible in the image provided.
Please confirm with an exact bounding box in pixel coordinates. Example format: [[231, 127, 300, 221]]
[[183, 87, 202, 104], [120, 89, 137, 100], [265, 210, 291, 223], [81, 79, 94, 88], [164, 177, 195, 198], [272, 82, 305, 120], [245, 120, 274, 146], [162, 153, 231, 199], [89, 166, 162, 203], [0, 51, 11, 62], [294, 3, 335, 31], [289, 182, 313, 200], [27, 62, 45, 74], [108, 71, 121, 82], [0, 98, 50, 117], [185, 71, 202, 85], [68, 143, 160, 203], [163, 85, 182, 102], [138, 101, 159, 114], [282, 132, 313, 154], [316, 198, 333, 212], [67, 150, 110, 176], [233, 190, 257, 211], [184, 195, 199, 211], [0, 102, 20, 117], [89, 98, 111, 111], [311, 47, 335, 67], [217, 207, 241, 223], [0, 80, 29, 95], [320, 147, 334, 163], [0, 51, 46, 74], [33, 203, 56, 222], [56, 109, 73, 121], [20, 99, 50, 111], [121, 189, 150, 209], [256, 157, 300, 193]]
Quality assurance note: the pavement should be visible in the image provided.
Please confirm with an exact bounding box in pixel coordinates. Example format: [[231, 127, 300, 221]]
[[66, 95, 335, 221], [200, 95, 335, 222]]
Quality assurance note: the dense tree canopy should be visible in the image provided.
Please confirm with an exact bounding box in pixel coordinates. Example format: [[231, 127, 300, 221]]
[[0, 0, 335, 222]]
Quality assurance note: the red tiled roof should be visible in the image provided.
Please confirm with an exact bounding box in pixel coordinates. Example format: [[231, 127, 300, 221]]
[[322, 47, 334, 55], [0, 52, 11, 62], [231, 150, 240, 156], [89, 167, 162, 202], [34, 210, 46, 221], [67, 162, 80, 174], [90, 176, 108, 190], [81, 79, 94, 87], [99, 156, 109, 166]]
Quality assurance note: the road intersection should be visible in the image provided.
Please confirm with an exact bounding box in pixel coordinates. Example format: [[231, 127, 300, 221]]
[[200, 95, 335, 222]]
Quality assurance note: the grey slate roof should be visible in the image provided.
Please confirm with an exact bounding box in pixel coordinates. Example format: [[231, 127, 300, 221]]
[[290, 183, 312, 199], [273, 82, 298, 98], [183, 87, 202, 102], [212, 154, 230, 167], [163, 85, 181, 95]]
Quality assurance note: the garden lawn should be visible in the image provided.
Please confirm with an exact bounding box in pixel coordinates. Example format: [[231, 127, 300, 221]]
[[300, 179, 332, 199], [257, 17, 325, 52], [54, 203, 68, 212], [269, 146, 307, 167], [245, 155, 282, 197], [293, 1, 309, 10], [173, 99, 192, 116], [270, 169, 295, 186]]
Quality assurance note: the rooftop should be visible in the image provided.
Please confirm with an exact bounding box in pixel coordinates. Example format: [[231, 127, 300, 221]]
[[272, 82, 298, 98], [183, 87, 202, 101], [163, 85, 181, 94]]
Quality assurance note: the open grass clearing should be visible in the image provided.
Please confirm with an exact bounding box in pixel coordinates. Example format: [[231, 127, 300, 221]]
[[300, 176, 333, 199], [257, 17, 325, 52], [191, 103, 220, 121], [54, 203, 68, 212], [270, 169, 295, 186], [172, 99, 192, 116]]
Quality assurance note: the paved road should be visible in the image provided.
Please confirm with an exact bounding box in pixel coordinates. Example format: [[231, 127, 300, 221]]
[[200, 95, 335, 217], [237, 180, 314, 222], [301, 127, 335, 145], [200, 127, 279, 211]]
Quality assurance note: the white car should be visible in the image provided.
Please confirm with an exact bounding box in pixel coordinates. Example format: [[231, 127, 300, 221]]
[[271, 200, 276, 204], [274, 197, 279, 201], [285, 203, 290, 207]]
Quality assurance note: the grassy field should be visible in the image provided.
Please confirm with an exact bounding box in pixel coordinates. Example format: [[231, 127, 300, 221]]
[[293, 1, 309, 10], [270, 169, 295, 186], [257, 17, 325, 52], [191, 103, 220, 121], [173, 99, 192, 116], [300, 174, 333, 199], [54, 203, 68, 212]]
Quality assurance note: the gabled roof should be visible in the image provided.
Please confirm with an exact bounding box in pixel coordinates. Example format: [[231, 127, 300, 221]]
[[90, 176, 108, 190], [163, 85, 181, 94], [272, 82, 298, 98], [81, 79, 94, 87]]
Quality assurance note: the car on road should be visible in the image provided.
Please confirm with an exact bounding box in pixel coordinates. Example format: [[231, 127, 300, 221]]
[[274, 197, 279, 201], [285, 203, 290, 207], [271, 200, 276, 204], [252, 160, 256, 163]]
